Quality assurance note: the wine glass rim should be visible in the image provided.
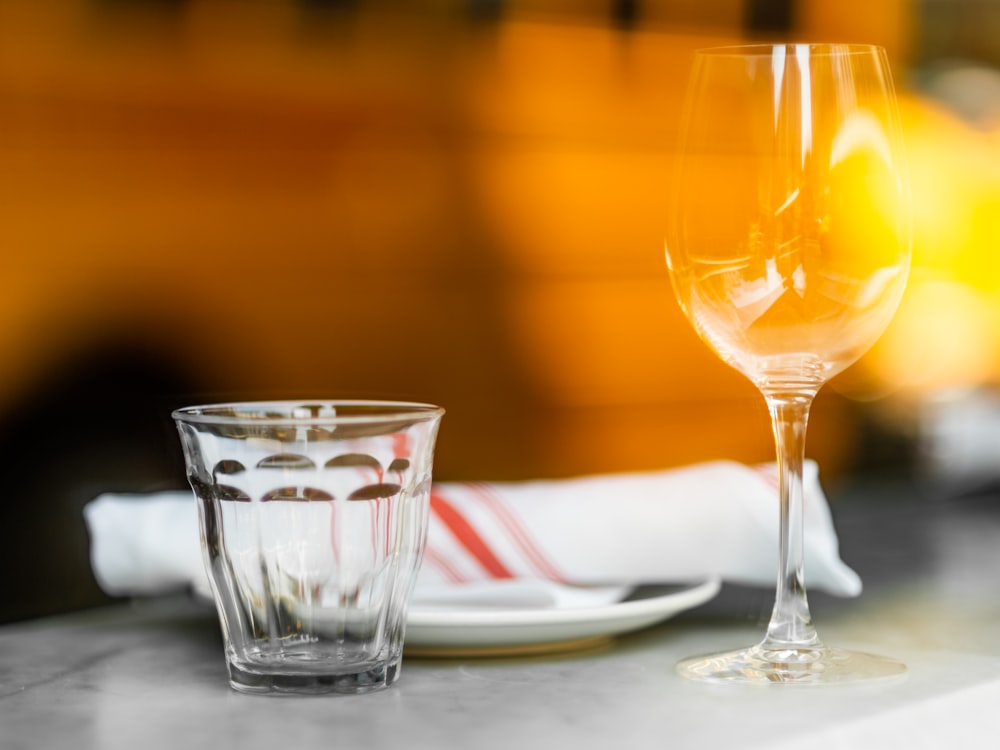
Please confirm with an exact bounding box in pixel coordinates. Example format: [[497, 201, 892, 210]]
[[172, 399, 446, 425], [694, 42, 886, 58]]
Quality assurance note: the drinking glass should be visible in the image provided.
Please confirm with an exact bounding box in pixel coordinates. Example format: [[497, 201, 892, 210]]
[[173, 400, 444, 695], [665, 44, 910, 684]]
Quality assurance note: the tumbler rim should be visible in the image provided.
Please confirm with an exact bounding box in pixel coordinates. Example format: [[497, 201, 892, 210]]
[[172, 399, 445, 426]]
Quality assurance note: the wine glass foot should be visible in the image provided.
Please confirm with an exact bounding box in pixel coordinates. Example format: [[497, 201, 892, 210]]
[[676, 641, 906, 685]]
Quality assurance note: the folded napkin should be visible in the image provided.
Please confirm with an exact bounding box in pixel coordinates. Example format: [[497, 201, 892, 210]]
[[84, 460, 862, 604]]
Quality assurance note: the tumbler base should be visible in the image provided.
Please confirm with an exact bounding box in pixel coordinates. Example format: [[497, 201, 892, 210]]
[[227, 656, 401, 696]]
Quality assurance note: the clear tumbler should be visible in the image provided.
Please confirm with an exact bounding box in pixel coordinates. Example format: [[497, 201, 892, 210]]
[[173, 400, 444, 695]]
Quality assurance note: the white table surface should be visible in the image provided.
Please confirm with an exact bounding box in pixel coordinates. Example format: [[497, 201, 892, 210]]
[[3, 474, 1000, 749]]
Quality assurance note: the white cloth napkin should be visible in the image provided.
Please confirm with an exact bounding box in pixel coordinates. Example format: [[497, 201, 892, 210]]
[[83, 460, 862, 606]]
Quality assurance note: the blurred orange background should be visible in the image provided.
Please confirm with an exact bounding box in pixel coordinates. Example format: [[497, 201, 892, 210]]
[[0, 0, 994, 489]]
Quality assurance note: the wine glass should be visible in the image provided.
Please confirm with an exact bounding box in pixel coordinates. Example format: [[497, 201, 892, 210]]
[[665, 43, 911, 684]]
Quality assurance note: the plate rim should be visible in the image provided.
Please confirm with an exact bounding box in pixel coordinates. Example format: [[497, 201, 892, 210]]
[[404, 576, 721, 647]]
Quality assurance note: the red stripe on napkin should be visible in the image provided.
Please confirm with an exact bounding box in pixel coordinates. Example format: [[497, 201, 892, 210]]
[[430, 490, 514, 579], [469, 482, 566, 583], [421, 545, 467, 584], [392, 433, 410, 460], [753, 463, 780, 492]]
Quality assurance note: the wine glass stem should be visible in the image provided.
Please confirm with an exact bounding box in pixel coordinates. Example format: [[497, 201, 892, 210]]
[[762, 390, 820, 650]]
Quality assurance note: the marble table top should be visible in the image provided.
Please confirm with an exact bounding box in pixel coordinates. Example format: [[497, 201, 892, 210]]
[[4, 474, 1000, 749]]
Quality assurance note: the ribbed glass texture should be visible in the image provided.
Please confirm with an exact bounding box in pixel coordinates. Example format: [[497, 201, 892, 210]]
[[173, 400, 444, 695]]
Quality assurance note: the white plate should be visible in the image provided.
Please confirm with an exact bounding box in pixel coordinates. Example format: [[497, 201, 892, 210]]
[[404, 578, 721, 657]]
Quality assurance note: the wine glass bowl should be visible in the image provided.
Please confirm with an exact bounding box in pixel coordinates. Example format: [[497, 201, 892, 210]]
[[668, 44, 910, 395], [666, 43, 910, 684]]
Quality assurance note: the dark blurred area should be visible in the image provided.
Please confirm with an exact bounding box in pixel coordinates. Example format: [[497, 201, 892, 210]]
[[3, 0, 1000, 623]]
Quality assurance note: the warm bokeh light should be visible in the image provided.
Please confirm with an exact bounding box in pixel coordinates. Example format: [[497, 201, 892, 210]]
[[871, 279, 1000, 393], [1, 0, 997, 483], [837, 95, 1000, 404]]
